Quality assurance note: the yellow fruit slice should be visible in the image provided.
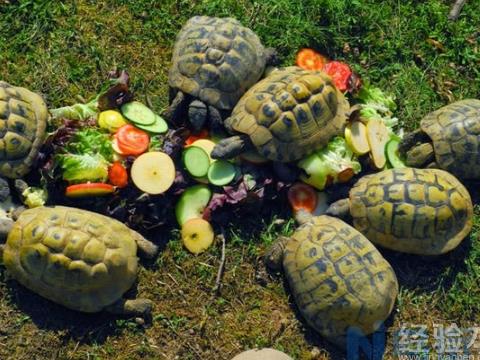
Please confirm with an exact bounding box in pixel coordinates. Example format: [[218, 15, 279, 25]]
[[131, 152, 176, 194], [190, 139, 216, 162], [345, 121, 370, 155], [366, 119, 389, 169], [181, 218, 215, 254], [98, 110, 128, 133]]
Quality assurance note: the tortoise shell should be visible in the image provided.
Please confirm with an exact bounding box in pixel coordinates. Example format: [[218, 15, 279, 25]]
[[0, 82, 48, 178], [421, 99, 480, 179], [3, 206, 141, 312], [349, 168, 473, 255], [225, 66, 349, 161], [283, 215, 398, 341], [168, 16, 268, 110]]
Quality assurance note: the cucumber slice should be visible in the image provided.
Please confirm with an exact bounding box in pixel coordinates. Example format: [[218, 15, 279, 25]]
[[135, 114, 169, 134], [121, 101, 156, 126], [386, 138, 407, 168], [183, 146, 211, 178], [207, 160, 236, 186]]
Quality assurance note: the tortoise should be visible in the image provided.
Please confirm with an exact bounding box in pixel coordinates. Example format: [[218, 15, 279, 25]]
[[166, 16, 277, 131], [264, 212, 398, 346], [0, 206, 158, 315], [326, 168, 473, 255], [0, 81, 48, 178], [211, 66, 350, 162], [398, 99, 480, 179]]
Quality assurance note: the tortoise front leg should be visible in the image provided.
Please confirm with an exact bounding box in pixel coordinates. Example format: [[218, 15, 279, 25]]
[[207, 105, 224, 132], [325, 199, 351, 220], [105, 298, 153, 317], [398, 129, 431, 155], [404, 142, 435, 168], [163, 90, 187, 127], [211, 135, 253, 159], [188, 100, 208, 132]]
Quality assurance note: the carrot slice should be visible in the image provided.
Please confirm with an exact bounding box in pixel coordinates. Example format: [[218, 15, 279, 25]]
[[185, 129, 209, 146], [108, 161, 128, 188], [296, 48, 326, 71], [65, 183, 115, 197], [288, 183, 318, 213], [116, 124, 149, 156]]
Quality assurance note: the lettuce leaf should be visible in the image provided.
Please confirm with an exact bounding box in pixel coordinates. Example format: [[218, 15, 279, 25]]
[[65, 128, 113, 162], [50, 70, 132, 121], [354, 83, 399, 132], [298, 137, 361, 190], [58, 153, 109, 183]]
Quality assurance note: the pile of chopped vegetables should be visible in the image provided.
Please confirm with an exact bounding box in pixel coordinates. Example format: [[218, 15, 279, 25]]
[[24, 59, 405, 254]]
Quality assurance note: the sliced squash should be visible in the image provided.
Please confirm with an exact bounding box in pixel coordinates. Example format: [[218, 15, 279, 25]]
[[345, 121, 370, 155], [366, 119, 389, 169]]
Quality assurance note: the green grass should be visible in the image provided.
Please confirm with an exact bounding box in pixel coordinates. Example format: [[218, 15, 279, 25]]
[[0, 0, 480, 359]]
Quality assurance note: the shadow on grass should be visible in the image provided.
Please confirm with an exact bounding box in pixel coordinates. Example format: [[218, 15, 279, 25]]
[[4, 276, 150, 346]]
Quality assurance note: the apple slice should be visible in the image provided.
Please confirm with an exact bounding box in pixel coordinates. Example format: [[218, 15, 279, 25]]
[[181, 218, 215, 254], [345, 121, 370, 155], [190, 139, 216, 162], [131, 152, 175, 194], [175, 184, 212, 226], [366, 119, 389, 169]]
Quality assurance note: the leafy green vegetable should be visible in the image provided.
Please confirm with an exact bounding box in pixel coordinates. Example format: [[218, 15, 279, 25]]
[[355, 84, 399, 132], [65, 128, 113, 162], [148, 135, 164, 152], [298, 137, 361, 190], [22, 187, 48, 208], [58, 154, 109, 183], [50, 70, 131, 121]]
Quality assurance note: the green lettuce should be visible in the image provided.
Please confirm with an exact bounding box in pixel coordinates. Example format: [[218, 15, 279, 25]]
[[58, 153, 109, 183], [355, 84, 399, 132], [50, 70, 131, 121], [65, 128, 113, 162], [298, 137, 361, 190]]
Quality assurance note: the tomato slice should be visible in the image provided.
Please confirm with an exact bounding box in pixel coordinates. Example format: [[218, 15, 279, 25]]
[[65, 183, 115, 198], [116, 125, 150, 156], [322, 61, 353, 92], [296, 48, 327, 71], [185, 129, 209, 146], [288, 183, 318, 213], [108, 161, 128, 188]]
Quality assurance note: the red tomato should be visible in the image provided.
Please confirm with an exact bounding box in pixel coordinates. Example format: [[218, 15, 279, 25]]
[[108, 161, 128, 188], [322, 61, 353, 92], [116, 125, 149, 156], [296, 48, 327, 71], [288, 183, 318, 213], [185, 129, 209, 146]]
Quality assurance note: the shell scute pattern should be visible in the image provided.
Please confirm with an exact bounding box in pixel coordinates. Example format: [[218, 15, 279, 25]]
[[226, 67, 349, 161], [350, 168, 473, 255], [3, 206, 139, 312], [0, 82, 47, 178], [169, 16, 267, 110], [282, 216, 398, 340], [422, 99, 480, 178]]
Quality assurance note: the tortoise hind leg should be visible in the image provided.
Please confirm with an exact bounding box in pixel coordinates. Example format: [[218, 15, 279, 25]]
[[163, 90, 187, 127], [105, 298, 153, 317]]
